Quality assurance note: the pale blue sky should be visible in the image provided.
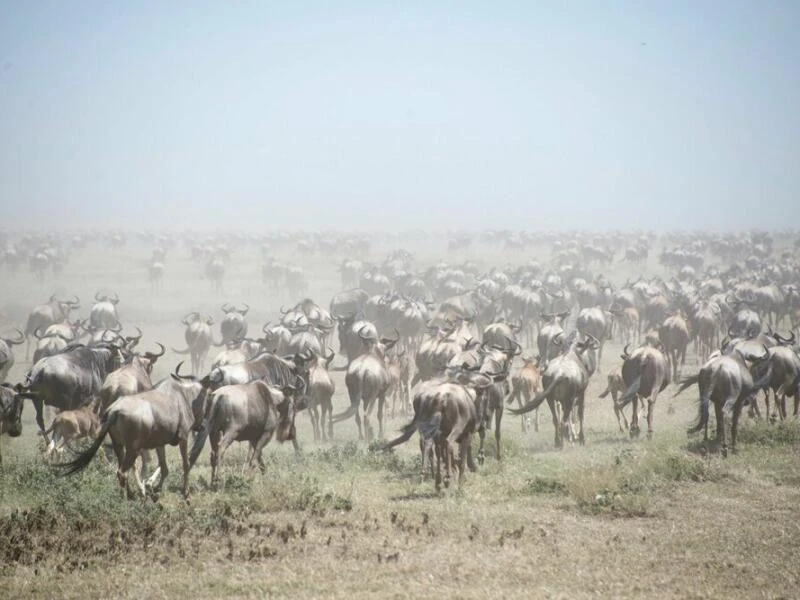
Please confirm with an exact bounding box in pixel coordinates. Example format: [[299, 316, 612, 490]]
[[1, 2, 798, 231]]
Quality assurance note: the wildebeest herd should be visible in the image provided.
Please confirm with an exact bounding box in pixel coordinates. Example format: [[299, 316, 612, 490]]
[[1, 228, 799, 499]]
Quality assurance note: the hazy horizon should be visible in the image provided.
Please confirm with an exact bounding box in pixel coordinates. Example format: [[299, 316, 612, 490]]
[[2, 2, 799, 232]]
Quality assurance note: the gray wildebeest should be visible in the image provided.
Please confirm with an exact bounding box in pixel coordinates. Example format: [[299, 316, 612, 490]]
[[219, 303, 249, 345], [90, 291, 121, 330], [676, 345, 772, 456], [537, 312, 570, 364], [0, 383, 24, 466], [0, 329, 25, 382], [189, 378, 305, 487], [98, 343, 166, 413], [332, 327, 399, 441], [24, 294, 80, 359], [614, 343, 670, 439], [22, 343, 124, 444], [509, 333, 600, 448], [172, 312, 215, 375], [58, 366, 205, 500], [598, 365, 629, 433], [506, 356, 542, 433], [659, 314, 691, 382]]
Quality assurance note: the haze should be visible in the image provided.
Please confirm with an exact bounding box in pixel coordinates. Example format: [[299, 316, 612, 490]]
[[1, 2, 798, 232]]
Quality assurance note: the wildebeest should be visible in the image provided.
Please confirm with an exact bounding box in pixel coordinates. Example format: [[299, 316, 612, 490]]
[[386, 350, 411, 418], [509, 333, 600, 448], [506, 356, 542, 432], [42, 401, 101, 459], [190, 378, 305, 486], [598, 365, 629, 433], [614, 343, 670, 439], [58, 367, 206, 499], [537, 312, 570, 364], [22, 343, 124, 443], [24, 294, 80, 359], [98, 343, 166, 412], [577, 307, 612, 369], [307, 349, 336, 442], [172, 312, 215, 375], [90, 291, 120, 330], [677, 345, 772, 456], [382, 374, 488, 490], [0, 383, 24, 466], [0, 329, 25, 382], [332, 327, 399, 441], [219, 303, 249, 345], [659, 314, 691, 381]]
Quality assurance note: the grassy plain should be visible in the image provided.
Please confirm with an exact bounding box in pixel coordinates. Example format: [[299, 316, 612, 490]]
[[1, 235, 799, 599]]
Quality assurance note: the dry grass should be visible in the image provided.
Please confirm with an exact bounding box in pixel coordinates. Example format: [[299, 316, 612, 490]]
[[1, 236, 799, 599]]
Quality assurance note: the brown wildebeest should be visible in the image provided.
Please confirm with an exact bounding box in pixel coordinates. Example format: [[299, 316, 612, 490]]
[[506, 356, 542, 432], [598, 365, 629, 433], [58, 365, 205, 500], [383, 373, 489, 491], [99, 343, 166, 412], [307, 349, 336, 442], [42, 400, 101, 459], [190, 378, 305, 487]]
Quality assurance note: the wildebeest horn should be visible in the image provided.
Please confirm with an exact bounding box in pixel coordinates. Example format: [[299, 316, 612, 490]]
[[206, 316, 214, 325], [5, 328, 25, 345], [774, 331, 796, 345], [621, 343, 631, 360], [221, 303, 233, 313], [69, 295, 80, 305], [506, 336, 522, 355], [552, 332, 563, 346], [262, 322, 272, 334], [110, 292, 119, 304], [173, 361, 195, 380], [381, 328, 401, 344], [33, 327, 45, 340], [145, 342, 166, 358], [238, 303, 249, 315], [182, 311, 199, 325], [325, 348, 336, 366], [727, 325, 736, 339], [94, 291, 104, 302], [357, 325, 373, 340], [279, 305, 289, 315]]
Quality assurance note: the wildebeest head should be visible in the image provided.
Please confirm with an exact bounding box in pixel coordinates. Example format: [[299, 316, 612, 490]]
[[0, 384, 24, 438], [139, 343, 166, 374]]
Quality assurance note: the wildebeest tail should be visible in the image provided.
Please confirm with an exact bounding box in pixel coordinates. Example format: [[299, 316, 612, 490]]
[[381, 418, 419, 450], [674, 373, 700, 397], [188, 425, 209, 468], [171, 346, 191, 355], [687, 386, 711, 434], [598, 385, 611, 399], [616, 376, 642, 409], [331, 402, 358, 423], [507, 379, 555, 415], [54, 412, 116, 476]]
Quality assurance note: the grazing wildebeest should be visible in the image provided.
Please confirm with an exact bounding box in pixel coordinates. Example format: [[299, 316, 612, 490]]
[[598, 365, 629, 433], [0, 329, 25, 382], [509, 333, 600, 448], [0, 383, 24, 466], [332, 327, 399, 441], [172, 312, 214, 375], [614, 343, 670, 439], [506, 356, 542, 432], [24, 294, 80, 359], [58, 366, 205, 499], [22, 343, 124, 443], [677, 346, 772, 456], [190, 378, 305, 486]]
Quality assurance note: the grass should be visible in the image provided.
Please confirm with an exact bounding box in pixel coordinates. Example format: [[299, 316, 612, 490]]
[[2, 236, 800, 598]]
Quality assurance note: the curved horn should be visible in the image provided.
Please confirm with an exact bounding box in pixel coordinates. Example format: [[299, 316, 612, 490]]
[[111, 292, 119, 304], [238, 303, 250, 315], [221, 303, 233, 313], [279, 305, 290, 315], [173, 361, 195, 380], [182, 311, 199, 325], [145, 342, 166, 358], [552, 332, 563, 347], [774, 331, 796, 345], [69, 295, 80, 305], [33, 327, 45, 340], [262, 322, 273, 334], [6, 328, 25, 345], [94, 291, 104, 302], [206, 316, 214, 326], [357, 325, 371, 340]]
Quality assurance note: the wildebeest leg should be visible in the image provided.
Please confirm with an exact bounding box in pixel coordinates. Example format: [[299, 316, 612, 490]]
[[547, 398, 560, 448], [457, 437, 470, 487], [494, 405, 503, 460], [32, 398, 49, 445], [150, 446, 169, 493], [630, 396, 641, 439], [377, 394, 386, 439], [646, 393, 657, 440], [434, 441, 442, 491], [325, 397, 333, 441], [714, 399, 726, 457], [443, 437, 455, 488], [309, 402, 320, 442], [730, 396, 747, 456], [577, 393, 586, 446], [117, 449, 140, 500], [250, 430, 275, 472], [353, 401, 364, 440]]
